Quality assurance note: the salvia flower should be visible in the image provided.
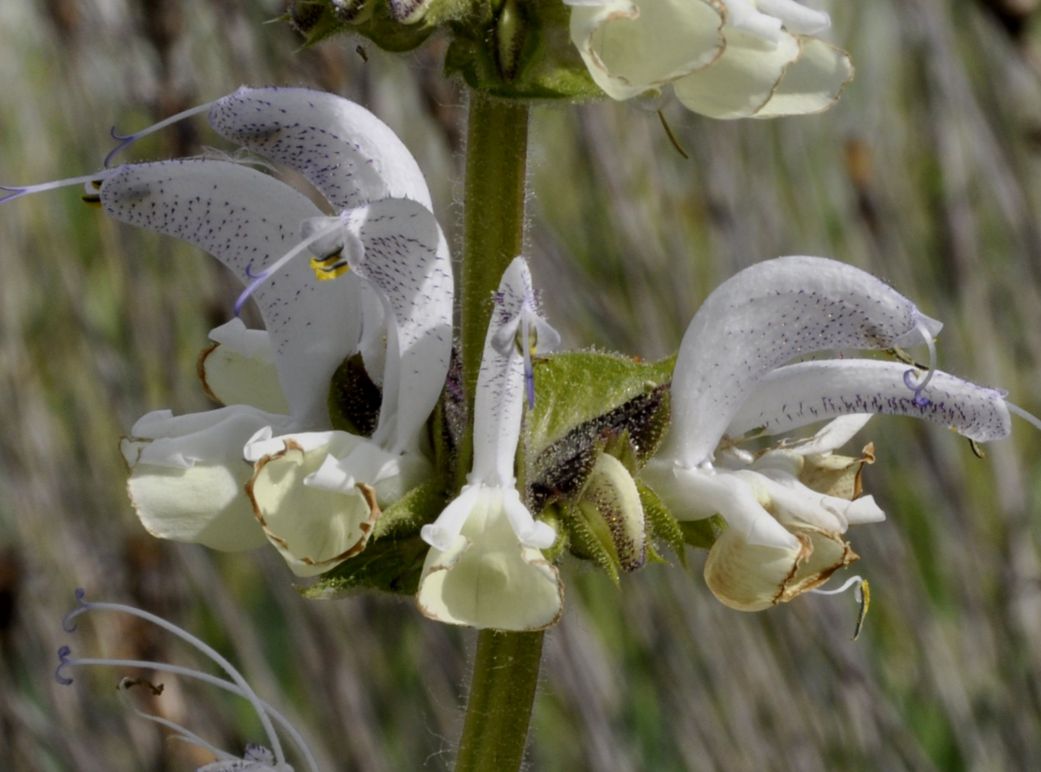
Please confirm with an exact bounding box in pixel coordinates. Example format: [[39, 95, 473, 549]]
[[57, 589, 316, 771], [565, 0, 853, 119], [416, 257, 563, 631], [641, 256, 1030, 610], [4, 87, 452, 569]]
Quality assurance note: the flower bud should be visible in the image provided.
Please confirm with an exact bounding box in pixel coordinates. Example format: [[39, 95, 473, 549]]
[[567, 453, 646, 583]]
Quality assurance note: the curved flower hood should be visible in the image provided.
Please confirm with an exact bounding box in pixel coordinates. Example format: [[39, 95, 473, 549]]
[[643, 256, 1013, 554]]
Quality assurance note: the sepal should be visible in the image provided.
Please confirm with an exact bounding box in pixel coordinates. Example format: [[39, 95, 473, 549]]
[[562, 453, 646, 584]]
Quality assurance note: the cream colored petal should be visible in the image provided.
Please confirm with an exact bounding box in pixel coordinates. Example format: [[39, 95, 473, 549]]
[[247, 431, 430, 577], [754, 37, 854, 118], [248, 433, 381, 577], [568, 0, 725, 100], [122, 406, 286, 552], [416, 487, 563, 631], [673, 28, 800, 118], [704, 524, 856, 611], [198, 319, 290, 414]]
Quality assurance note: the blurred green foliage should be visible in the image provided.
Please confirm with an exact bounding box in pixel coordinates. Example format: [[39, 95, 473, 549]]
[[1, 1, 1041, 770]]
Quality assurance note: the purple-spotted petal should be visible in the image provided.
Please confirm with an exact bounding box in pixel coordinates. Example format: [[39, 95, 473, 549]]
[[100, 160, 362, 428], [664, 256, 941, 466], [333, 198, 453, 454], [729, 359, 1012, 443], [209, 86, 432, 211]]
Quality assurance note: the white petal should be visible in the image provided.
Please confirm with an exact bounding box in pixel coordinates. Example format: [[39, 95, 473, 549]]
[[471, 258, 532, 485], [122, 405, 289, 551], [729, 359, 1013, 442], [640, 458, 800, 549], [673, 29, 800, 119], [209, 86, 433, 211], [417, 486, 563, 631], [663, 256, 942, 466], [101, 160, 362, 427], [339, 199, 453, 454], [756, 0, 831, 34], [753, 38, 854, 119], [421, 485, 484, 551], [738, 469, 885, 532], [568, 0, 725, 101], [199, 319, 289, 414], [723, 0, 784, 42]]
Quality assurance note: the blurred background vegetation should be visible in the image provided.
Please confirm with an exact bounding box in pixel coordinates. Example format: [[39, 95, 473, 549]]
[[1, 1, 1041, 769]]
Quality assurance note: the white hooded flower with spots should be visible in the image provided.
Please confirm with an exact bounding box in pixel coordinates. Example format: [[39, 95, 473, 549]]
[[565, 0, 853, 119], [417, 257, 564, 631], [3, 87, 453, 561], [641, 256, 1023, 609]]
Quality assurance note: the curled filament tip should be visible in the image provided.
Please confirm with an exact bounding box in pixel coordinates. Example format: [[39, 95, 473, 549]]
[[903, 317, 938, 407], [62, 587, 90, 632], [103, 101, 216, 167], [55, 645, 74, 685], [0, 171, 116, 206]]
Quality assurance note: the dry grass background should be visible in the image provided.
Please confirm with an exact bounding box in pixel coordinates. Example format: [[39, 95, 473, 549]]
[[1, 1, 1041, 770]]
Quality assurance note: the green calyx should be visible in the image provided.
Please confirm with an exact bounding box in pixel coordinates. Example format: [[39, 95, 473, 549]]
[[445, 0, 603, 99]]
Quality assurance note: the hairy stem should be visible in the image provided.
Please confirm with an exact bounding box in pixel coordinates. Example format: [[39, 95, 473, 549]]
[[456, 630, 545, 772], [457, 91, 529, 488]]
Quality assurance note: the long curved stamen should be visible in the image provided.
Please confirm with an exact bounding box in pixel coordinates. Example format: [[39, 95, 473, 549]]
[[62, 589, 286, 766], [56, 646, 319, 772], [233, 218, 347, 316], [104, 101, 216, 167], [0, 170, 116, 206], [1007, 402, 1041, 432], [810, 575, 871, 640], [115, 678, 238, 763]]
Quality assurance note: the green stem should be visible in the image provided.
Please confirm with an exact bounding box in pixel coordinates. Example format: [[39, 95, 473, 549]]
[[456, 630, 545, 772], [453, 91, 539, 772], [457, 90, 530, 487]]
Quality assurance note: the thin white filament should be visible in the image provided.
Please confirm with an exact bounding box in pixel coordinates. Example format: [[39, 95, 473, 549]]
[[1007, 402, 1041, 433], [65, 656, 318, 772], [113, 680, 238, 762], [65, 600, 286, 766], [0, 170, 116, 205], [105, 101, 217, 167], [234, 216, 348, 316], [810, 574, 864, 599]]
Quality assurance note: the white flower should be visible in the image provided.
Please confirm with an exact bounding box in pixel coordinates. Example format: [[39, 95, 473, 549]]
[[565, 0, 853, 119], [641, 256, 1018, 607], [62, 86, 452, 560], [416, 258, 564, 631]]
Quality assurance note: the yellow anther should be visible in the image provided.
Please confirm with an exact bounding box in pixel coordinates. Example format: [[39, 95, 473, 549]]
[[309, 255, 350, 282]]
